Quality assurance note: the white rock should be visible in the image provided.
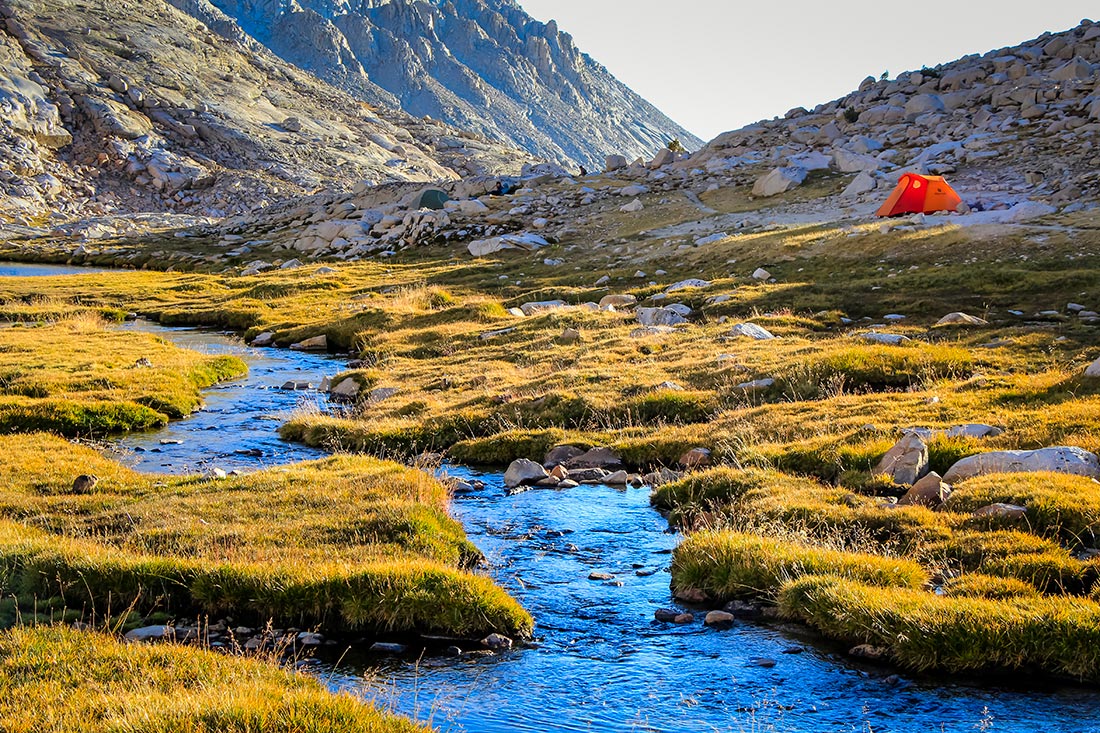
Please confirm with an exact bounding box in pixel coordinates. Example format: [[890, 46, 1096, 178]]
[[860, 332, 910, 345], [620, 184, 649, 197], [943, 447, 1100, 483], [504, 459, 550, 489], [751, 268, 772, 280], [636, 307, 688, 327], [729, 323, 775, 340], [874, 432, 930, 486], [935, 312, 989, 327], [666, 279, 711, 293], [620, 198, 645, 213], [843, 171, 877, 197]]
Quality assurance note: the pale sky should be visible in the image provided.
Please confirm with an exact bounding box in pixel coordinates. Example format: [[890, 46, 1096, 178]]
[[519, 1, 1098, 141]]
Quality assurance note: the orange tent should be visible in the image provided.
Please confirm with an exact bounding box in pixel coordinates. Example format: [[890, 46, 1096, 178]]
[[876, 173, 962, 217]]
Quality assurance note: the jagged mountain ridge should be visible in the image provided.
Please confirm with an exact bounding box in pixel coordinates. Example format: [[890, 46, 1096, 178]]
[[0, 0, 535, 226], [185, 0, 702, 170]]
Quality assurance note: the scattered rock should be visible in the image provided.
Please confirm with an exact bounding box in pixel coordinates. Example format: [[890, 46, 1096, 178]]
[[290, 335, 327, 351], [679, 448, 711, 469], [943, 447, 1100, 482], [873, 432, 930, 486], [752, 167, 806, 197], [935, 312, 989, 327], [897, 471, 952, 508], [504, 458, 550, 489], [972, 503, 1028, 520], [728, 322, 775, 340], [704, 610, 735, 629], [481, 634, 513, 650]]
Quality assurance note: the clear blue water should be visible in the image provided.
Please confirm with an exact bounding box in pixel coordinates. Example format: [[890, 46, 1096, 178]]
[[0, 262, 106, 277], [4, 262, 1100, 732]]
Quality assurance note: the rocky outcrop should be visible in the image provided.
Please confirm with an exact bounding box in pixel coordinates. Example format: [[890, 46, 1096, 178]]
[[190, 0, 702, 170], [693, 19, 1100, 212]]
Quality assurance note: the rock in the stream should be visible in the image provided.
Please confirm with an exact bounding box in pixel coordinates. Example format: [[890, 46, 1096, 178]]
[[565, 447, 623, 470], [873, 432, 930, 486], [124, 625, 171, 643], [504, 458, 550, 488], [251, 331, 275, 347], [942, 447, 1100, 483], [290, 334, 327, 351], [369, 642, 408, 654], [544, 444, 586, 468], [704, 610, 735, 629], [481, 633, 513, 650]]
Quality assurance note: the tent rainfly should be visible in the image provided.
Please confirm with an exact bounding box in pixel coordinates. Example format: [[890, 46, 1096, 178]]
[[876, 173, 962, 217], [414, 188, 451, 210]]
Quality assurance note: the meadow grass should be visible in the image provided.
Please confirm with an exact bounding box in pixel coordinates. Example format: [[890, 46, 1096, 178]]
[[0, 625, 423, 733], [0, 434, 532, 637], [0, 315, 246, 436], [4, 170, 1100, 681], [669, 531, 928, 602], [779, 574, 1100, 680]]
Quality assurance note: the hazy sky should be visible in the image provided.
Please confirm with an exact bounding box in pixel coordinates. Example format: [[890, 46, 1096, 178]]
[[519, 1, 1097, 141]]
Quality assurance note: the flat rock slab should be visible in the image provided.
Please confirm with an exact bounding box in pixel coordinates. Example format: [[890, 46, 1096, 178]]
[[943, 446, 1100, 483]]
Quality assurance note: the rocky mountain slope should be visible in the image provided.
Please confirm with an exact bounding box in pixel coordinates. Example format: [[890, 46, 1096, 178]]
[[692, 18, 1100, 213], [0, 0, 536, 226], [184, 0, 701, 170]]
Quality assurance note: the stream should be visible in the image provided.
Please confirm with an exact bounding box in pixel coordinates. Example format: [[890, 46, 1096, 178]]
[[5, 263, 1100, 732]]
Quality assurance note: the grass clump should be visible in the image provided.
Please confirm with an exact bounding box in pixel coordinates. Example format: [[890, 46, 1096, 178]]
[[779, 574, 1100, 680], [0, 317, 246, 436], [941, 573, 1040, 600], [787, 342, 975, 396], [670, 531, 928, 602], [0, 434, 531, 638], [946, 472, 1100, 546], [0, 626, 422, 732]]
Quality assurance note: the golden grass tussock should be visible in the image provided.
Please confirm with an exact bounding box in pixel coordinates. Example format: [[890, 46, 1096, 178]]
[[946, 471, 1100, 545], [0, 626, 422, 733], [670, 531, 928, 602], [0, 434, 531, 637], [0, 316, 246, 436], [779, 574, 1100, 680]]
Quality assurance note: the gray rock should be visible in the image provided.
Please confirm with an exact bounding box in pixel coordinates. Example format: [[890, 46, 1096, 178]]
[[636, 307, 688, 327], [935, 312, 989, 327], [290, 334, 327, 351], [544, 444, 586, 468], [752, 167, 807, 197], [943, 447, 1100, 483], [565, 447, 623, 470], [124, 625, 171, 643], [504, 458, 550, 488]]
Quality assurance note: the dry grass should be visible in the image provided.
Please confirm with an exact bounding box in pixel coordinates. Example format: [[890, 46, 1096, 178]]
[[0, 315, 246, 436], [0, 625, 422, 732], [0, 433, 532, 637]]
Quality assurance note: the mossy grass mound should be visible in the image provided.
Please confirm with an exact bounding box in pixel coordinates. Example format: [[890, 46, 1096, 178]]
[[0, 625, 422, 732], [0, 434, 531, 638], [670, 531, 928, 602], [780, 574, 1100, 680], [0, 315, 246, 436]]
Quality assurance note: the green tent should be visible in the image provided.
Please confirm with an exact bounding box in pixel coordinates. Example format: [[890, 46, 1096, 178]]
[[414, 188, 450, 210]]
